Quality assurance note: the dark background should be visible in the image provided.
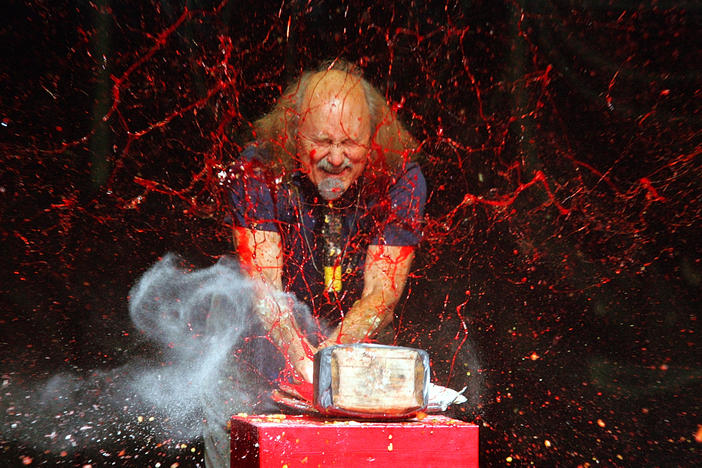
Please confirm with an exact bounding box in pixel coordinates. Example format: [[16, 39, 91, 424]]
[[1, 0, 700, 466]]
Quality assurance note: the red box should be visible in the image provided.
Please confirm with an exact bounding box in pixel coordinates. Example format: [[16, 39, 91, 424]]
[[230, 413, 478, 467]]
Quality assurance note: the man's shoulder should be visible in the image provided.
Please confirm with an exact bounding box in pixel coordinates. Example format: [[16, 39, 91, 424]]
[[391, 161, 426, 194], [240, 142, 274, 163], [229, 142, 278, 178], [402, 161, 424, 179], [225, 143, 280, 195]]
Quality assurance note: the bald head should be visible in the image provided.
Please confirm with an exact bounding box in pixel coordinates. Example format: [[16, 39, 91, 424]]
[[296, 70, 372, 200], [302, 70, 368, 113]]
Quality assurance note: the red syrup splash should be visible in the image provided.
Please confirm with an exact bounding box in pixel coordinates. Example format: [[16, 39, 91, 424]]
[[1, 2, 699, 467]]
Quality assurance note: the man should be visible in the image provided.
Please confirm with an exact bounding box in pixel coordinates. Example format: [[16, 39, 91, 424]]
[[228, 59, 426, 385]]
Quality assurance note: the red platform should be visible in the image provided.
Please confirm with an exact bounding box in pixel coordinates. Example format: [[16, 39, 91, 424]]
[[230, 413, 478, 467]]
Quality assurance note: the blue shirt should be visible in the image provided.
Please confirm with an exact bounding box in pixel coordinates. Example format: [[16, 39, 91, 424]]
[[227, 144, 427, 330]]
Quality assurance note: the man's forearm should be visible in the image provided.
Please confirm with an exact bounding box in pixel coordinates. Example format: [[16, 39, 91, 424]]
[[254, 294, 315, 378], [326, 294, 394, 344], [322, 245, 414, 346]]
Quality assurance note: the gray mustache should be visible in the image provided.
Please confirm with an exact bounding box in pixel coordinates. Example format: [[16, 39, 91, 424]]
[[316, 156, 352, 174]]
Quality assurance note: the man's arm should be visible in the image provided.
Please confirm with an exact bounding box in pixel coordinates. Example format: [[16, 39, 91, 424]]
[[322, 244, 415, 346], [233, 226, 316, 383]]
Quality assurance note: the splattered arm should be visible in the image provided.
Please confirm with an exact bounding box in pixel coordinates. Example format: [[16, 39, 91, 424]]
[[233, 226, 316, 383], [321, 244, 415, 346]]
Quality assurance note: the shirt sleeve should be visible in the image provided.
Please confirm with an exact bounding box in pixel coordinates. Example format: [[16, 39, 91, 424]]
[[372, 162, 427, 246], [227, 147, 279, 232]]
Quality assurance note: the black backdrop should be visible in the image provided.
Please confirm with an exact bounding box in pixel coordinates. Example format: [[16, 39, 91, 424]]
[[1, 1, 700, 466]]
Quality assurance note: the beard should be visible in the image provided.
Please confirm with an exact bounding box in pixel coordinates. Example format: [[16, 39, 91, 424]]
[[315, 156, 353, 200], [317, 177, 346, 201]]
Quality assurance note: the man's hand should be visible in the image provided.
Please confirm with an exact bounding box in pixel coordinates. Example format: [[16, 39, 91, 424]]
[[317, 338, 336, 350], [294, 354, 315, 383]]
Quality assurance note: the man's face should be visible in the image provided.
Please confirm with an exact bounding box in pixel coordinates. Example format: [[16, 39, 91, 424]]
[[296, 72, 371, 201]]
